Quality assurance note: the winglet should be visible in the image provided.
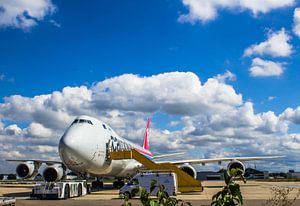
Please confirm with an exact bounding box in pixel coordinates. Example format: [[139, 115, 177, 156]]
[[143, 117, 150, 150]]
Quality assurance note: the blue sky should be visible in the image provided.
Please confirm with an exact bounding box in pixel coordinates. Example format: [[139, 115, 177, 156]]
[[0, 0, 298, 111], [1, 0, 300, 173]]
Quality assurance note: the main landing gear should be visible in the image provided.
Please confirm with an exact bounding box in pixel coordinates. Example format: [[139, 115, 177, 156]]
[[91, 177, 104, 190], [113, 178, 124, 188]]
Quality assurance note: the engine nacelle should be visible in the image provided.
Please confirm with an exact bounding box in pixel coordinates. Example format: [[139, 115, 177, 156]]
[[16, 162, 38, 179], [179, 163, 197, 179], [42, 164, 65, 182], [227, 160, 245, 177]]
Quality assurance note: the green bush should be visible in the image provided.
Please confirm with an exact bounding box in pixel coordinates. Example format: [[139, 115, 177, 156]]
[[264, 186, 300, 206]]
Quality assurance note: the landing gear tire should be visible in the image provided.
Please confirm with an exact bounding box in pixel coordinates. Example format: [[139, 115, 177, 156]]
[[113, 180, 124, 188], [92, 181, 104, 190], [78, 184, 82, 197], [87, 184, 91, 194], [64, 184, 70, 199]]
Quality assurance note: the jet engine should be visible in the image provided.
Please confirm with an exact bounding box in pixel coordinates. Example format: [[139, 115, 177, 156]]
[[227, 160, 245, 176], [42, 164, 65, 182], [16, 161, 38, 179], [179, 163, 197, 179]]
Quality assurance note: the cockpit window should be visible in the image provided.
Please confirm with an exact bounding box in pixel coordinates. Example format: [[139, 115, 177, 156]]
[[102, 124, 107, 129], [72, 119, 79, 124], [72, 119, 93, 125]]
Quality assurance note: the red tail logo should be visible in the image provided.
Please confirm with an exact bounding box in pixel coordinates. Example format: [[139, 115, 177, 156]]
[[143, 117, 150, 150]]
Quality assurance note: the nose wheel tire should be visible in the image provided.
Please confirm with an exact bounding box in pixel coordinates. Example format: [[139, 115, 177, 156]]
[[78, 184, 82, 196], [64, 184, 70, 199]]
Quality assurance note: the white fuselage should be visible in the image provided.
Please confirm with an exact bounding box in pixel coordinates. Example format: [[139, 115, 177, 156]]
[[58, 116, 152, 177]]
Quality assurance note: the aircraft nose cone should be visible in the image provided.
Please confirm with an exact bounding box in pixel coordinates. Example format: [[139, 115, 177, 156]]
[[58, 125, 108, 174], [59, 132, 78, 152], [58, 131, 87, 170]]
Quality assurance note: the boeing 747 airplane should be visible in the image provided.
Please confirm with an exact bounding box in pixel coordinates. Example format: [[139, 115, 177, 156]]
[[8, 115, 284, 187]]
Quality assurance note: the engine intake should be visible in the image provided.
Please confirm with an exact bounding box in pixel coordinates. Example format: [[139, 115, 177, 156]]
[[16, 162, 38, 179], [227, 160, 245, 177], [179, 163, 197, 179], [42, 164, 64, 182]]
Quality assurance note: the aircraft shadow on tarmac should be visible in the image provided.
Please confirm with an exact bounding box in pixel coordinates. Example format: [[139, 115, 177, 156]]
[[3, 192, 31, 197], [204, 186, 223, 188]]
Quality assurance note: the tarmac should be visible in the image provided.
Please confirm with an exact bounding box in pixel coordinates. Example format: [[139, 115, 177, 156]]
[[1, 180, 300, 206]]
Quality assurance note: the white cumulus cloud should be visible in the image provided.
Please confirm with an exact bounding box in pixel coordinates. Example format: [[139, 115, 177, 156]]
[[280, 107, 300, 124], [0, 71, 299, 172], [92, 72, 243, 115], [3, 124, 22, 136], [244, 29, 292, 57], [0, 0, 56, 30], [26, 123, 53, 138], [28, 145, 57, 153], [293, 8, 300, 37], [249, 58, 284, 77], [214, 70, 236, 82], [282, 134, 300, 150], [178, 0, 294, 23]]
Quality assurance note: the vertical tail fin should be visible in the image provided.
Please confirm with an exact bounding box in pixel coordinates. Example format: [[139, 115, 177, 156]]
[[143, 117, 150, 150]]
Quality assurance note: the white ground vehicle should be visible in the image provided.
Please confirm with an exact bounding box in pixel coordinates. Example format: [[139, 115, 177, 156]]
[[30, 180, 87, 199], [119, 171, 178, 198], [0, 197, 16, 206]]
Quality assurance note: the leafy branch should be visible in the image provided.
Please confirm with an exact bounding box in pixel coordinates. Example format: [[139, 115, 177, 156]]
[[211, 168, 246, 206]]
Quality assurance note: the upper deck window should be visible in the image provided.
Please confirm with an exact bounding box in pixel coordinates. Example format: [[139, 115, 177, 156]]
[[72, 119, 93, 125]]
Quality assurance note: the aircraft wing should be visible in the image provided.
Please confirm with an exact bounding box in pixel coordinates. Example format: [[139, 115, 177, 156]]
[[157, 156, 285, 165], [153, 152, 186, 159], [6, 159, 63, 165]]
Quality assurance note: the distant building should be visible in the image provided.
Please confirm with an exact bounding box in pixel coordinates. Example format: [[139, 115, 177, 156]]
[[245, 168, 269, 179], [6, 174, 16, 180], [0, 174, 11, 180], [269, 172, 287, 179], [197, 171, 225, 181], [287, 170, 300, 179]]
